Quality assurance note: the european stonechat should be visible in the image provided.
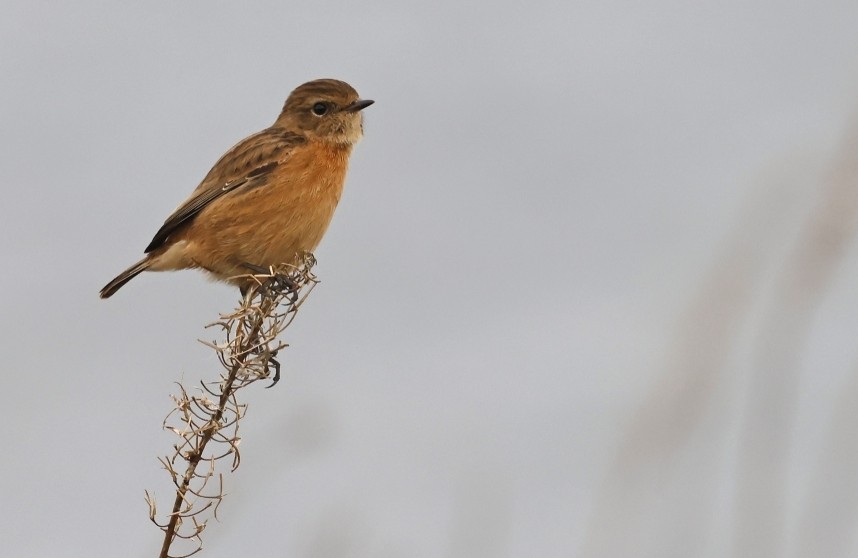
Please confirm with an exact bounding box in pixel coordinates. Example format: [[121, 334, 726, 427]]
[[100, 78, 373, 298]]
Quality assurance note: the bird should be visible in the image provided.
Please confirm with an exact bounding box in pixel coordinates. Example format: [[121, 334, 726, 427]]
[[100, 78, 373, 299]]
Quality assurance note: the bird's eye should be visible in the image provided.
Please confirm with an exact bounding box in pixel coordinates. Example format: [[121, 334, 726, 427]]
[[312, 102, 328, 116]]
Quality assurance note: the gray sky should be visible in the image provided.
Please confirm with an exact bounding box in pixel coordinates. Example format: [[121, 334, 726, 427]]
[[3, 1, 858, 557]]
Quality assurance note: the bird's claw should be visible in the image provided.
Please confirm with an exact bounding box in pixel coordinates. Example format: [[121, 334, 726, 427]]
[[265, 354, 281, 388]]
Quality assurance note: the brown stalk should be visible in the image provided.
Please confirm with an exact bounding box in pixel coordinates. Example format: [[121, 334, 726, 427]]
[[146, 254, 319, 558]]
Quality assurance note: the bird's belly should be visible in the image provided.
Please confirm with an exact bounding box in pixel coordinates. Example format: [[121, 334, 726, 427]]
[[185, 175, 343, 280]]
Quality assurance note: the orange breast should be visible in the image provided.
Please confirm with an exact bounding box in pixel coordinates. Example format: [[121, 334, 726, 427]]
[[179, 141, 352, 280]]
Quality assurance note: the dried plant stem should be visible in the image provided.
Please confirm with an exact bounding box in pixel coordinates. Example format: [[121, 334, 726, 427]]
[[147, 254, 318, 558], [157, 324, 260, 558]]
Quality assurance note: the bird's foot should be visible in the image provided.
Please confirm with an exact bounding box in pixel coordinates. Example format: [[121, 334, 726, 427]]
[[242, 262, 298, 302], [264, 351, 281, 388]]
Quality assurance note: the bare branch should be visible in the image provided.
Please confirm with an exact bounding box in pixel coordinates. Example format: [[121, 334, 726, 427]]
[[147, 254, 319, 558]]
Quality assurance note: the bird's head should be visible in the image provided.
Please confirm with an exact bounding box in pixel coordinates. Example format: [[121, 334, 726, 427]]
[[275, 79, 374, 145]]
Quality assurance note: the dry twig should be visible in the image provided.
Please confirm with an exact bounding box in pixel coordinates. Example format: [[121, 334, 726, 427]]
[[146, 254, 319, 558]]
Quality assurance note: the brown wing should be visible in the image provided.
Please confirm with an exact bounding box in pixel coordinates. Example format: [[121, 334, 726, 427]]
[[144, 128, 305, 253]]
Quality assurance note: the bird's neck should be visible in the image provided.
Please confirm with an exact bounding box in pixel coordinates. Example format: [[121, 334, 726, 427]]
[[310, 137, 354, 157]]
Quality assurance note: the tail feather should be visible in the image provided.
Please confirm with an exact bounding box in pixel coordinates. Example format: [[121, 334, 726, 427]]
[[100, 258, 151, 299]]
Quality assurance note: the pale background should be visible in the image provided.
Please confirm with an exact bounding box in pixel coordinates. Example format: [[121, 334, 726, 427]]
[[3, 1, 858, 557]]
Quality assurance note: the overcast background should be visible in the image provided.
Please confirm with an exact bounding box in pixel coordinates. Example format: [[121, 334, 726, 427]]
[[3, 1, 858, 557]]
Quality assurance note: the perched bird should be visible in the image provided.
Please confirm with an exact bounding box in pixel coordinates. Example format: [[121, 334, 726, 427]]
[[100, 79, 373, 299]]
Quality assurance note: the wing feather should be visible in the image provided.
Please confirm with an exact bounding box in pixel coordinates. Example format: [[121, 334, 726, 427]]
[[144, 129, 305, 253]]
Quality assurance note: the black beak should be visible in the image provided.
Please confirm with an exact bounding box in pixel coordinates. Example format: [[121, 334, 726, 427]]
[[343, 99, 375, 112]]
